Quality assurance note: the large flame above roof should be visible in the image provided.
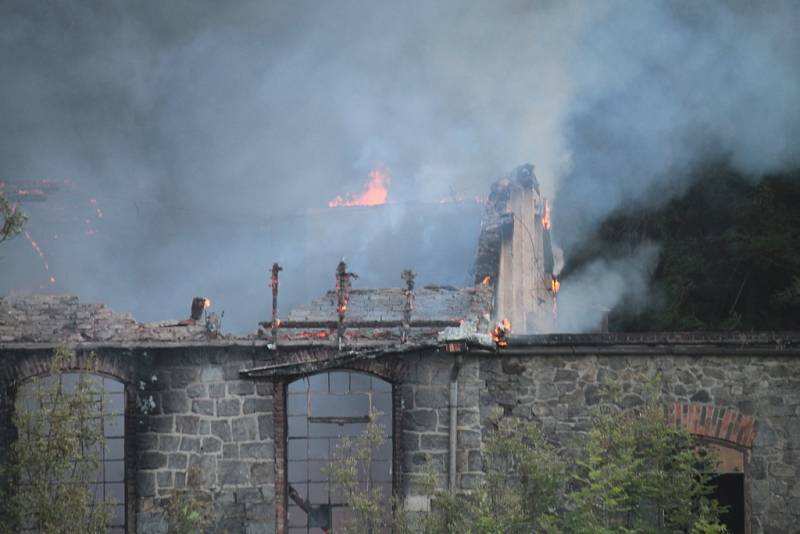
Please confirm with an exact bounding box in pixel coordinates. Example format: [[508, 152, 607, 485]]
[[328, 166, 390, 208]]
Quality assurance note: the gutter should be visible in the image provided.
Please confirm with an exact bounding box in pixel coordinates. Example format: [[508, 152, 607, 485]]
[[449, 353, 463, 493]]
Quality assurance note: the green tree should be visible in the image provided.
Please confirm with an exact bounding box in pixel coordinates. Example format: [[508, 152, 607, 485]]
[[0, 347, 111, 534], [327, 409, 565, 534], [0, 192, 26, 244], [563, 166, 800, 330], [324, 408, 390, 534], [566, 380, 726, 533], [326, 380, 727, 533], [422, 412, 564, 534]]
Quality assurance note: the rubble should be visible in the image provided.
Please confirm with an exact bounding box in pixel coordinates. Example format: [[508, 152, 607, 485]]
[[267, 283, 493, 346], [0, 295, 217, 343]]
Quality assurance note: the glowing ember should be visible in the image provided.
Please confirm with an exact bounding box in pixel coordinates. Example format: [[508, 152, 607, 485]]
[[203, 298, 211, 309], [298, 330, 330, 339], [550, 277, 560, 294], [541, 199, 551, 230], [23, 231, 55, 284], [328, 166, 390, 208], [492, 318, 511, 347], [482, 275, 492, 286], [550, 277, 560, 320]]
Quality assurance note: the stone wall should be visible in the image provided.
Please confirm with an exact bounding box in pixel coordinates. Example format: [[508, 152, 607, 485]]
[[476, 352, 800, 534], [2, 336, 800, 534], [0, 295, 213, 343], [398, 352, 484, 496], [134, 348, 276, 534]]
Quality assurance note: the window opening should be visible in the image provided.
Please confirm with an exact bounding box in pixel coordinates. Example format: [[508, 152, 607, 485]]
[[17, 373, 127, 533], [710, 473, 745, 534], [286, 371, 392, 534], [706, 442, 746, 534]]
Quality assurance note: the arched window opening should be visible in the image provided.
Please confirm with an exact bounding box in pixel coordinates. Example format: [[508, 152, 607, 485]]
[[16, 373, 126, 533], [706, 442, 746, 534], [286, 371, 392, 534]]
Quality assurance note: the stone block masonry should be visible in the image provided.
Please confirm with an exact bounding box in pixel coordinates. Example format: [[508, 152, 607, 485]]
[[134, 349, 276, 534], [478, 351, 800, 534], [2, 313, 800, 534]]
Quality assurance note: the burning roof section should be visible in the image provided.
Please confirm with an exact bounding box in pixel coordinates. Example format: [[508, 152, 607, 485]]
[[1, 163, 559, 349], [473, 164, 556, 334], [262, 283, 493, 348]]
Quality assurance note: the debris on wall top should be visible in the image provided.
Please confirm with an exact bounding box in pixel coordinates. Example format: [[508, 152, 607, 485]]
[[261, 283, 493, 347], [0, 294, 219, 344]]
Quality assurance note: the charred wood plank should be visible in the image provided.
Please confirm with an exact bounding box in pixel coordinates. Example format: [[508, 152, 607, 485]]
[[258, 319, 461, 329]]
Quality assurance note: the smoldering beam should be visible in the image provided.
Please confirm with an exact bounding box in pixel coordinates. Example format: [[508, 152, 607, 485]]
[[258, 319, 461, 329]]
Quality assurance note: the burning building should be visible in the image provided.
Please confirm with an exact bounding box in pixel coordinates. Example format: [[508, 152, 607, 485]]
[[474, 163, 556, 334], [0, 165, 798, 534]]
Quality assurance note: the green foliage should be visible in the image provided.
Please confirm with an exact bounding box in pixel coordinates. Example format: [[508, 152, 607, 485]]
[[326, 377, 728, 533], [327, 408, 565, 534], [0, 346, 111, 534], [430, 411, 564, 533], [565, 379, 725, 533], [564, 167, 800, 330], [0, 192, 26, 244], [323, 408, 391, 534], [165, 465, 212, 534]]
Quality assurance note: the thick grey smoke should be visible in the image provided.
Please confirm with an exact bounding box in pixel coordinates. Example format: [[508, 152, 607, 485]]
[[550, 0, 800, 329], [1, 1, 798, 333], [555, 243, 660, 333], [553, 0, 800, 250]]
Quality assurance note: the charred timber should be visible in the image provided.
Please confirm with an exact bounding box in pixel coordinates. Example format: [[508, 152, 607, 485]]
[[270, 262, 282, 345], [401, 269, 416, 343], [258, 319, 461, 329]]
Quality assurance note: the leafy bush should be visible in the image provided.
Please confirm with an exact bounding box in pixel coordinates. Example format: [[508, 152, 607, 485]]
[[0, 192, 26, 244], [0, 347, 111, 534], [566, 381, 726, 533], [165, 465, 212, 534], [326, 378, 727, 533]]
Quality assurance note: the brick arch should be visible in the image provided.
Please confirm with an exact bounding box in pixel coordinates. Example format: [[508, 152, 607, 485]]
[[274, 354, 406, 387], [0, 349, 137, 388], [673, 402, 756, 448]]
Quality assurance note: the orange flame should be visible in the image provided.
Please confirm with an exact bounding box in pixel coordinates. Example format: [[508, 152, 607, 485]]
[[299, 330, 329, 339], [203, 298, 211, 309], [541, 199, 551, 230], [328, 166, 390, 208], [481, 275, 492, 286], [550, 278, 560, 294], [492, 318, 511, 347]]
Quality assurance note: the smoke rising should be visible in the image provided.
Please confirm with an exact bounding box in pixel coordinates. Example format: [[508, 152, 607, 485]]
[[555, 243, 661, 333], [1, 1, 798, 333]]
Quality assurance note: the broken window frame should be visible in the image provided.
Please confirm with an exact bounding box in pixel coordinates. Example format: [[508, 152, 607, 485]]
[[280, 370, 397, 534], [14, 372, 128, 533]]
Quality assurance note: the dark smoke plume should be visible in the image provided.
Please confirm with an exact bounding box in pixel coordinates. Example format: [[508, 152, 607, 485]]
[[1, 1, 798, 332]]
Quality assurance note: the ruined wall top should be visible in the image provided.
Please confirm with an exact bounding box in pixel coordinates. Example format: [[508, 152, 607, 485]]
[[287, 286, 486, 323], [0, 295, 214, 344]]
